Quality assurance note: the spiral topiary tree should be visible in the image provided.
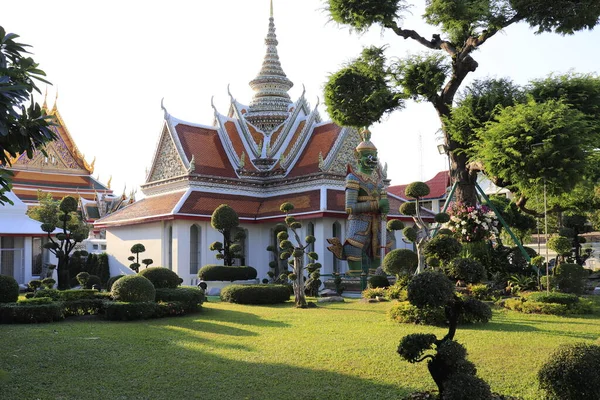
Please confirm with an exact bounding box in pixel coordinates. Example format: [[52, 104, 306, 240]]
[[266, 223, 289, 282], [400, 182, 451, 273], [397, 270, 492, 399], [40, 196, 89, 290], [277, 202, 321, 308], [210, 204, 246, 266]]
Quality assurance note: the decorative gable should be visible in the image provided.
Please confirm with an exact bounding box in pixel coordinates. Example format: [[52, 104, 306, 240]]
[[147, 127, 187, 183]]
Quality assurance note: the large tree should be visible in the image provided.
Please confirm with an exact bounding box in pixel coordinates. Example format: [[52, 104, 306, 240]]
[[324, 0, 600, 206], [0, 27, 55, 204]]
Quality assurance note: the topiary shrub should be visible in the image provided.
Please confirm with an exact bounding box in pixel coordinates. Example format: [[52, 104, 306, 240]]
[[0, 275, 19, 303], [538, 343, 600, 400], [76, 272, 90, 287], [103, 302, 157, 321], [383, 249, 418, 276], [198, 265, 258, 281], [361, 287, 387, 299], [220, 284, 290, 304], [154, 288, 205, 313], [17, 297, 53, 305], [405, 181, 430, 199], [107, 275, 125, 292], [0, 302, 64, 323], [111, 275, 156, 303], [368, 275, 390, 288], [139, 267, 183, 289], [84, 275, 102, 290], [33, 289, 61, 301], [460, 298, 492, 324], [467, 283, 490, 300], [553, 263, 586, 295], [62, 299, 105, 317], [59, 289, 99, 301], [407, 270, 455, 309], [446, 258, 485, 284], [388, 301, 447, 326], [423, 235, 462, 266]]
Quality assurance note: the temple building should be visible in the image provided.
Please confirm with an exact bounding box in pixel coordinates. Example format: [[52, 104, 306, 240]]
[[96, 5, 427, 283]]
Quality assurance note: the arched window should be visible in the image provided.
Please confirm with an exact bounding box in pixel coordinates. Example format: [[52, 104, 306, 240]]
[[190, 225, 201, 274], [167, 225, 173, 270], [307, 222, 315, 253], [332, 221, 342, 274]]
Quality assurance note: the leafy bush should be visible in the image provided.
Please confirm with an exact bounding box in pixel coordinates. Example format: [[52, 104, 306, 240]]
[[423, 235, 462, 266], [76, 272, 90, 287], [407, 270, 455, 308], [0, 302, 64, 323], [385, 281, 408, 300], [526, 292, 579, 305], [538, 343, 600, 400], [154, 288, 205, 312], [139, 267, 183, 289], [198, 265, 258, 281], [405, 181, 430, 198], [220, 284, 290, 304], [362, 287, 387, 299], [0, 275, 19, 303], [467, 284, 490, 300], [553, 263, 586, 295], [103, 301, 157, 321], [460, 298, 492, 324], [446, 258, 485, 284], [154, 301, 187, 318], [547, 235, 572, 256], [442, 373, 492, 400], [62, 299, 105, 317], [17, 297, 53, 305], [84, 275, 102, 290], [383, 249, 418, 276], [59, 289, 99, 302], [388, 301, 446, 326], [107, 275, 125, 292], [33, 289, 61, 301], [111, 275, 156, 303], [41, 278, 56, 289], [368, 275, 390, 288]]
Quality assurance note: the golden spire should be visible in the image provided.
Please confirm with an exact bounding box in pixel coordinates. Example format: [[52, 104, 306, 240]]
[[42, 87, 48, 110], [51, 89, 58, 112], [107, 175, 112, 189]]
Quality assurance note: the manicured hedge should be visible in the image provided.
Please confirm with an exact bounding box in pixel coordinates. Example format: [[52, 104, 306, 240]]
[[103, 301, 157, 321], [62, 299, 105, 317], [111, 275, 156, 302], [198, 265, 257, 281], [0, 302, 64, 324], [59, 289, 99, 301], [139, 267, 183, 289], [220, 284, 290, 304], [155, 288, 205, 312], [0, 275, 19, 303], [33, 289, 61, 301]]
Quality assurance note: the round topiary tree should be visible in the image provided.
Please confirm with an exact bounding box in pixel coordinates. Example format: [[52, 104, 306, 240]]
[[446, 258, 486, 284], [423, 234, 462, 267], [139, 267, 183, 289], [111, 275, 156, 303], [0, 275, 19, 303], [538, 342, 600, 400], [547, 235, 572, 263], [210, 204, 246, 266], [368, 275, 390, 289], [106, 275, 125, 292], [383, 249, 418, 277], [553, 263, 586, 295]]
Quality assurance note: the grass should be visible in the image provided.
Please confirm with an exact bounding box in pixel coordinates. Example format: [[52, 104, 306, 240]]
[[1, 297, 599, 400]]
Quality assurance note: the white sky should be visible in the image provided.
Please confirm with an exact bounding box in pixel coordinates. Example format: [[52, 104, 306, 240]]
[[4, 0, 600, 197]]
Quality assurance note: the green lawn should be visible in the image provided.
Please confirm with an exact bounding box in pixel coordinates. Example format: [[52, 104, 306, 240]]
[[1, 298, 599, 400]]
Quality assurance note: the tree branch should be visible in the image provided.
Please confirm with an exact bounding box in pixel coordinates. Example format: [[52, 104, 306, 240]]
[[384, 21, 457, 56], [415, 354, 435, 363]]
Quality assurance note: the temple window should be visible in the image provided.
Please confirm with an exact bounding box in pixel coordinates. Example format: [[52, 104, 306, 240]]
[[190, 225, 201, 274]]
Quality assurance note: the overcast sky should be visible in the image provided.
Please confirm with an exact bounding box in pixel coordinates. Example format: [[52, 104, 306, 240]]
[[4, 0, 600, 197]]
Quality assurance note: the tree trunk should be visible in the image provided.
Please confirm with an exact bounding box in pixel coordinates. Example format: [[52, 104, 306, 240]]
[[293, 256, 307, 308], [57, 257, 70, 290], [450, 148, 478, 206]]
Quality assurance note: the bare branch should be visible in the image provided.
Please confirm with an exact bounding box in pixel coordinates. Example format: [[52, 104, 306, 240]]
[[384, 21, 457, 56]]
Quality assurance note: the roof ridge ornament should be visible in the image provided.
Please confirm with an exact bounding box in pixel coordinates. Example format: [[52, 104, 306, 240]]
[[161, 97, 169, 119]]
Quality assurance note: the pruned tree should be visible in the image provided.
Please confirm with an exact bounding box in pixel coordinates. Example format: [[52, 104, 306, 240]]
[[0, 27, 56, 204], [128, 243, 152, 273], [210, 204, 246, 266], [278, 202, 321, 308], [324, 0, 600, 207], [40, 196, 89, 290], [266, 223, 289, 282]]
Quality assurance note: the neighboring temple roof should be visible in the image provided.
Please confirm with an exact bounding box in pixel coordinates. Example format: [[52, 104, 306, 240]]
[[389, 170, 451, 201]]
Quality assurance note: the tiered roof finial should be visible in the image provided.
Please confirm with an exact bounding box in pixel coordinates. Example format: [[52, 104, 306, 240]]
[[244, 0, 294, 134]]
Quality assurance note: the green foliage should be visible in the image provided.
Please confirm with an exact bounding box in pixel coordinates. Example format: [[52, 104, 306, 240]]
[[33, 288, 60, 301], [399, 201, 416, 216], [57, 289, 99, 302], [138, 267, 183, 289], [327, 0, 404, 32], [28, 279, 42, 290], [397, 333, 437, 363], [461, 297, 492, 324], [553, 263, 586, 294], [512, 0, 600, 34], [62, 299, 105, 317], [0, 302, 64, 324], [446, 258, 485, 283], [211, 204, 239, 231], [387, 219, 404, 231], [424, 234, 462, 266], [407, 270, 455, 309], [111, 275, 156, 303], [391, 54, 449, 101], [107, 275, 125, 292], [361, 287, 387, 299], [383, 248, 418, 276], [441, 372, 492, 400], [154, 288, 205, 313], [547, 236, 572, 255], [84, 275, 102, 290], [537, 343, 600, 400], [434, 212, 450, 224], [220, 284, 291, 305], [324, 46, 403, 128], [389, 301, 447, 326], [0, 275, 19, 303], [467, 283, 490, 301], [41, 277, 55, 289], [17, 296, 53, 305], [368, 275, 390, 289], [526, 292, 579, 305], [0, 27, 55, 203], [76, 271, 90, 287], [103, 302, 157, 321], [279, 202, 294, 213], [402, 226, 417, 242], [198, 265, 257, 281], [404, 181, 431, 199]]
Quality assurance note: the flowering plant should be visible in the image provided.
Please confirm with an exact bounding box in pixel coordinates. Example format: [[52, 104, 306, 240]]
[[445, 203, 499, 243]]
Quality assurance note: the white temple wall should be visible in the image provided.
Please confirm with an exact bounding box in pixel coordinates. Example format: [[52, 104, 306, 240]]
[[105, 222, 163, 277]]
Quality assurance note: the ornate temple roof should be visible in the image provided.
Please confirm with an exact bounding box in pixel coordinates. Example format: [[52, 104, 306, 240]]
[[388, 170, 451, 200]]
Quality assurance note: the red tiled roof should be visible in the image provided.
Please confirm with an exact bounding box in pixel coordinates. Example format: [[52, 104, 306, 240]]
[[388, 170, 450, 200], [179, 190, 321, 219], [96, 191, 185, 226], [281, 120, 306, 160], [287, 123, 341, 178], [245, 121, 264, 147], [269, 124, 285, 148], [174, 123, 237, 179]]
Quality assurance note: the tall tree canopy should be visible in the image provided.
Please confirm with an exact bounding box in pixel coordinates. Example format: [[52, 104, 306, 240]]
[[325, 0, 600, 206], [0, 27, 55, 204]]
